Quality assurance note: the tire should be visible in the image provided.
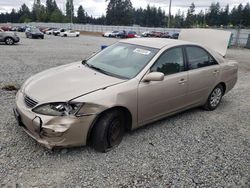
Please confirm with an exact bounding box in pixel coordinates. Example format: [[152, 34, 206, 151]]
[[91, 110, 125, 152], [203, 84, 224, 111], [64, 34, 67, 37], [76, 34, 79, 37], [5, 37, 14, 45], [41, 36, 44, 39]]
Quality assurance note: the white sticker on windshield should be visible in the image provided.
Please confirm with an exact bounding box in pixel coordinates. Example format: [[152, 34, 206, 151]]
[[133, 48, 151, 55]]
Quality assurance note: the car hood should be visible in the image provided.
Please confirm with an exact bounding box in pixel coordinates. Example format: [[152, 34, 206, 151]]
[[23, 62, 126, 102]]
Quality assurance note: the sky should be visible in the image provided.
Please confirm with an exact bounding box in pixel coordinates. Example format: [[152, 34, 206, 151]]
[[0, 0, 249, 17]]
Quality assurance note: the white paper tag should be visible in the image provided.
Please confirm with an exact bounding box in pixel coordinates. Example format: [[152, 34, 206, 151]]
[[133, 48, 151, 55]]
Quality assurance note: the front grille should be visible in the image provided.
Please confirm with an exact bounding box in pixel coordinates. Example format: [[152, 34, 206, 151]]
[[24, 95, 38, 108]]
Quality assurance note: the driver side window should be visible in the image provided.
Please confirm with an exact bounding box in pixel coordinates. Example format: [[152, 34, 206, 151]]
[[151, 47, 185, 75]]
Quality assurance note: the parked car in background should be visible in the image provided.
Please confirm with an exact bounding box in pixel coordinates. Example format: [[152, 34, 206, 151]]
[[53, 28, 66, 36], [60, 30, 80, 37], [102, 31, 113, 37], [10, 27, 18, 31], [0, 29, 20, 45], [151, 31, 164, 37], [126, 31, 138, 38], [116, 30, 127, 38], [161, 32, 171, 38], [103, 31, 120, 37], [25, 28, 44, 39], [45, 29, 57, 35], [0, 25, 11, 31], [17, 26, 28, 32], [41, 27, 52, 34], [142, 31, 153, 37], [109, 30, 120, 37], [171, 33, 179, 39]]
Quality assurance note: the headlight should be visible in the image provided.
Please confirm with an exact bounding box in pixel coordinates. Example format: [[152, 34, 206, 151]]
[[33, 102, 82, 116]]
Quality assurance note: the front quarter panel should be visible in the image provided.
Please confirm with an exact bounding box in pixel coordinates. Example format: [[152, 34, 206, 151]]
[[72, 79, 139, 129]]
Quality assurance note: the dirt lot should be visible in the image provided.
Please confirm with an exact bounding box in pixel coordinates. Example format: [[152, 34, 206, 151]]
[[0, 33, 250, 187]]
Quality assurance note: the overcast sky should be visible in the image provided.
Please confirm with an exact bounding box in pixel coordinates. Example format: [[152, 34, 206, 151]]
[[0, 0, 249, 17]]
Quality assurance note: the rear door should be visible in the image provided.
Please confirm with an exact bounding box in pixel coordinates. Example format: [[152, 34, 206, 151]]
[[138, 47, 188, 125], [185, 46, 221, 106]]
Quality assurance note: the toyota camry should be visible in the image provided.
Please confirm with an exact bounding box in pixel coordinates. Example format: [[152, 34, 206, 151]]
[[14, 29, 238, 152]]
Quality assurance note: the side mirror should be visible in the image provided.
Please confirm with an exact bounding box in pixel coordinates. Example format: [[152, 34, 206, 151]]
[[142, 72, 164, 82]]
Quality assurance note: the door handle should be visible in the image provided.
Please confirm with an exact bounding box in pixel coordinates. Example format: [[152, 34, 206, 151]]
[[178, 78, 187, 84]]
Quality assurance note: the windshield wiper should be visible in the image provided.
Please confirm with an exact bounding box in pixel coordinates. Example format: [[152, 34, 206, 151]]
[[81, 60, 128, 79], [82, 60, 113, 76]]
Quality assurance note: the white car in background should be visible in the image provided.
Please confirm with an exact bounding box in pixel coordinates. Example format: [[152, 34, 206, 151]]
[[53, 28, 66, 36], [60, 30, 80, 37], [102, 31, 120, 37], [45, 29, 57, 35]]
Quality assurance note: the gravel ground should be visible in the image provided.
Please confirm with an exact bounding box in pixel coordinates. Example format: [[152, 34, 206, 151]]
[[0, 33, 250, 187]]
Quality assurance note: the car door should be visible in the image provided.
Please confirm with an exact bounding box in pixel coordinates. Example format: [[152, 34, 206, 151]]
[[138, 47, 188, 125], [185, 45, 221, 106], [70, 31, 76, 37]]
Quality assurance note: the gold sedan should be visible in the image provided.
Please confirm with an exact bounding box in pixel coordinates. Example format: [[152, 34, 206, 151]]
[[14, 35, 238, 152]]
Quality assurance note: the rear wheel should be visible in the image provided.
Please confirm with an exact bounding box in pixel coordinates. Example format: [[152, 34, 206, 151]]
[[91, 110, 125, 152], [5, 37, 14, 45], [203, 84, 224, 111]]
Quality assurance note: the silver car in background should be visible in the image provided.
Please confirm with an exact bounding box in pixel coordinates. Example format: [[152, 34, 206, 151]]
[[0, 29, 20, 45]]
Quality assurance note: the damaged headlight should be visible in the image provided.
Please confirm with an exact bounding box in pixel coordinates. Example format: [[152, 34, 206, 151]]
[[33, 102, 82, 116]]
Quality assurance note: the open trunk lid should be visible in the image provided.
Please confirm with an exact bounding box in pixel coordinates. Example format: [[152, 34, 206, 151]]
[[179, 29, 231, 57]]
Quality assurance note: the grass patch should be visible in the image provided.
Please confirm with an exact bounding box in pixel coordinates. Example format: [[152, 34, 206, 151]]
[[1, 84, 19, 91]]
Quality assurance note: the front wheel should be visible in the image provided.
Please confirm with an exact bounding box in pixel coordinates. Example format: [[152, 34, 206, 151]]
[[5, 37, 14, 45], [203, 84, 224, 111], [91, 110, 125, 152]]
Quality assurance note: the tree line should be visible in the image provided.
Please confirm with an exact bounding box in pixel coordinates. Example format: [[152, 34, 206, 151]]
[[0, 0, 249, 28]]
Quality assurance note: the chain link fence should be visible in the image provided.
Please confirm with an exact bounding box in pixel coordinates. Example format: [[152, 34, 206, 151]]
[[2, 22, 250, 47]]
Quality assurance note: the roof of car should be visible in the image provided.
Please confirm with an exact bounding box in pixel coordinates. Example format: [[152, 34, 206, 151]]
[[121, 38, 197, 49]]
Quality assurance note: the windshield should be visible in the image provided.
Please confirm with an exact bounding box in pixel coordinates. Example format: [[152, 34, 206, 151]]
[[31, 28, 40, 32], [85, 43, 158, 79]]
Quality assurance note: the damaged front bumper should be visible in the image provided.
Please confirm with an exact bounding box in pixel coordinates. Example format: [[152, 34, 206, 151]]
[[14, 91, 97, 149]]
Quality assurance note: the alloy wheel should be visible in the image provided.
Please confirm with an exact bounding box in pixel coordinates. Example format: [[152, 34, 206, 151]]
[[210, 88, 222, 107]]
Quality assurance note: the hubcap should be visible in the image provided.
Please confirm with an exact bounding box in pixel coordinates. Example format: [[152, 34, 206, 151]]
[[6, 38, 13, 44], [210, 88, 222, 107]]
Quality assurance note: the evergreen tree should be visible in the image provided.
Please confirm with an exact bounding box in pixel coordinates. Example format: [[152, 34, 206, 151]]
[[50, 9, 63, 22], [186, 3, 196, 28], [106, 0, 133, 25], [173, 9, 185, 28], [77, 5, 86, 23], [243, 3, 250, 26], [18, 4, 31, 22]]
